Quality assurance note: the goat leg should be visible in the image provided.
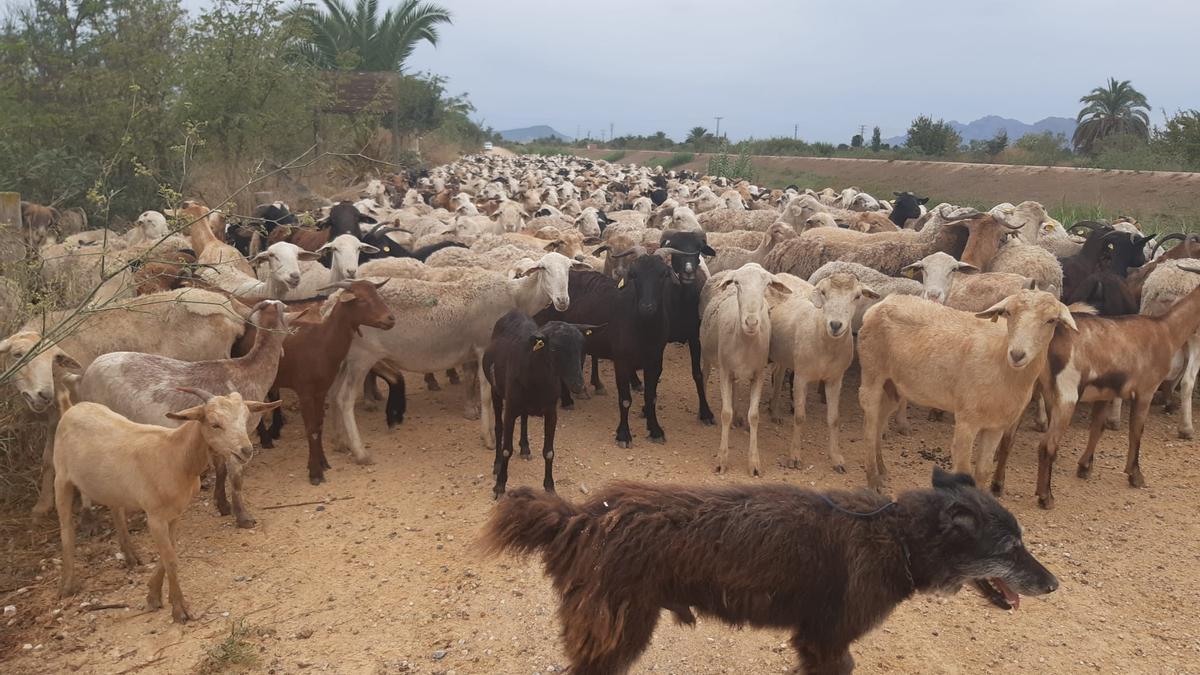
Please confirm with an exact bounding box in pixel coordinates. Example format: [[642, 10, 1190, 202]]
[[1124, 396, 1150, 488], [424, 372, 441, 391], [519, 415, 531, 458], [590, 355, 606, 395], [643, 357, 666, 443], [113, 508, 142, 568], [542, 408, 557, 493], [227, 461, 256, 529], [614, 361, 634, 448], [302, 393, 331, 484], [385, 374, 407, 429], [213, 461, 232, 517], [689, 337, 715, 424], [1076, 400, 1110, 479], [446, 368, 460, 385]]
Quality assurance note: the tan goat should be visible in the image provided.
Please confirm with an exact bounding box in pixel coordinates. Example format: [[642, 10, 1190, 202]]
[[54, 388, 279, 623], [857, 291, 1075, 489]]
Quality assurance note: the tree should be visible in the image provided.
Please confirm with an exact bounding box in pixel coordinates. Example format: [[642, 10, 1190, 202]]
[[289, 0, 452, 72], [984, 130, 1008, 156], [1154, 109, 1200, 167], [686, 127, 709, 144], [870, 126, 881, 152], [850, 133, 863, 148], [905, 115, 961, 155], [1072, 77, 1150, 154]]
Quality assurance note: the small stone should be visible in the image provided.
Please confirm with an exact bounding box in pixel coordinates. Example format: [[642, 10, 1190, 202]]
[[433, 649, 447, 660], [315, 505, 325, 512], [3, 606, 15, 617], [22, 644, 33, 651]]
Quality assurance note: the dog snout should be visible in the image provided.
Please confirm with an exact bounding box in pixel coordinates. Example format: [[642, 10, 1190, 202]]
[[1044, 575, 1059, 594]]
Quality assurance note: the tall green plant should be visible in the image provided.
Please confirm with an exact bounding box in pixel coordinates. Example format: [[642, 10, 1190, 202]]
[[1072, 78, 1149, 154], [288, 0, 451, 72]]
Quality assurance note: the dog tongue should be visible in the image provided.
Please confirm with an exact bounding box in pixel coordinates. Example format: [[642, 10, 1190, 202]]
[[991, 578, 1020, 610]]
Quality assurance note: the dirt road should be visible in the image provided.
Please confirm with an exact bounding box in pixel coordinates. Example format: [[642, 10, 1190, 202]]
[[4, 346, 1199, 674]]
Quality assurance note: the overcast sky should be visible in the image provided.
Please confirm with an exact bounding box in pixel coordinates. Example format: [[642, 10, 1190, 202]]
[[396, 0, 1196, 142]]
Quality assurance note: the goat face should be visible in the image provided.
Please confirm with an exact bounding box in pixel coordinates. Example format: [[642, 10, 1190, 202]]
[[539, 321, 589, 395], [166, 392, 281, 466], [975, 290, 1076, 369], [891, 192, 929, 225], [0, 332, 80, 413], [624, 254, 676, 318], [810, 273, 879, 339], [659, 231, 716, 285], [715, 265, 791, 336]]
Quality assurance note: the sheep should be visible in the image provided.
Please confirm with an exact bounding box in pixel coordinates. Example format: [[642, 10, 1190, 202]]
[[704, 230, 768, 249], [986, 240, 1064, 297], [764, 209, 1013, 281], [700, 264, 792, 476], [902, 251, 1036, 311], [769, 272, 879, 473], [707, 222, 797, 274], [54, 388, 279, 622], [125, 211, 171, 247], [200, 240, 319, 299], [483, 310, 588, 497], [425, 244, 537, 271], [992, 267, 1200, 508], [696, 208, 781, 233], [857, 290, 1076, 490], [327, 252, 584, 461], [1, 288, 246, 515], [72, 301, 291, 528], [807, 261, 922, 332]]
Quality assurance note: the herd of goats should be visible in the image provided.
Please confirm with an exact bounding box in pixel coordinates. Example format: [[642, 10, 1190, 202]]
[[2, 152, 1198, 645]]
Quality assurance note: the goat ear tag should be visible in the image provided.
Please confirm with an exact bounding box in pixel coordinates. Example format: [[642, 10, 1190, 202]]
[[902, 269, 914, 279], [617, 278, 625, 288], [383, 246, 391, 252], [532, 338, 545, 352], [584, 329, 592, 336]]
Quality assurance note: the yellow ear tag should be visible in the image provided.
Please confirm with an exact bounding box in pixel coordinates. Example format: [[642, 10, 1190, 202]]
[[585, 329, 592, 336], [532, 338, 545, 352], [902, 269, 914, 279], [618, 278, 625, 288], [383, 246, 391, 252]]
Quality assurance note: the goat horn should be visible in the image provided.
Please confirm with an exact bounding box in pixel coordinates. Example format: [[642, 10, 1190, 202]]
[[176, 386, 216, 402], [656, 246, 690, 256], [371, 278, 389, 289], [1068, 221, 1110, 234], [1150, 232, 1187, 257], [941, 210, 983, 222], [318, 281, 355, 292]]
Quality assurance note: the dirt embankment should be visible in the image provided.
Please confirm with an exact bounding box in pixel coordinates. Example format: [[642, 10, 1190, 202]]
[[579, 149, 1200, 227]]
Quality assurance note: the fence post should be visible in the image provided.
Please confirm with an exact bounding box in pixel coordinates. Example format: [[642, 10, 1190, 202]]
[[0, 192, 25, 264]]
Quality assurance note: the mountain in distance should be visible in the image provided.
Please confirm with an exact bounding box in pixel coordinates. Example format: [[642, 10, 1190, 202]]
[[884, 115, 1076, 146], [499, 125, 572, 143]]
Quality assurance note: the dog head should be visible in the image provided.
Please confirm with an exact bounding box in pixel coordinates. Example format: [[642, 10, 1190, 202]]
[[916, 467, 1059, 609]]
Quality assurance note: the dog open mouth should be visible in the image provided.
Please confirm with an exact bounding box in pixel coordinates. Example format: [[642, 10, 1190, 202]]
[[978, 578, 1021, 610]]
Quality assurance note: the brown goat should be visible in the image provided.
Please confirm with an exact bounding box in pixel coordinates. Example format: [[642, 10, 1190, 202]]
[[20, 201, 60, 249], [260, 279, 396, 484], [484, 471, 1058, 675], [993, 271, 1200, 508]]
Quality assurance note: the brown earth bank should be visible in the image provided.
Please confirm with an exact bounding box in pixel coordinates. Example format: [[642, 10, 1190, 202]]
[[577, 149, 1200, 229], [3, 346, 1199, 674]]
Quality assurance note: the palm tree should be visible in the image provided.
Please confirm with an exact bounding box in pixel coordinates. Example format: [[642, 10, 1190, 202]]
[[289, 0, 452, 72], [1072, 77, 1150, 153], [686, 127, 709, 144]]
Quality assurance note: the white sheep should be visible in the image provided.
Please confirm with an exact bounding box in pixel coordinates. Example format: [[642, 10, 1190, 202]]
[[903, 251, 1036, 311]]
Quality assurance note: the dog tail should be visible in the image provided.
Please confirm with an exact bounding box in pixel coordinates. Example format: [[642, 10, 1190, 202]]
[[480, 487, 581, 558]]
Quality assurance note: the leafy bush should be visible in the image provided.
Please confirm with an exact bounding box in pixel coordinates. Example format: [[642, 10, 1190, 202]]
[[602, 150, 627, 162], [708, 146, 755, 181]]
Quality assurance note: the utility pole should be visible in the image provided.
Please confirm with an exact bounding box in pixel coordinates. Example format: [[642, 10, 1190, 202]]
[[714, 116, 723, 140], [576, 125, 581, 141], [609, 122, 614, 141], [859, 124, 867, 139], [794, 123, 798, 140]]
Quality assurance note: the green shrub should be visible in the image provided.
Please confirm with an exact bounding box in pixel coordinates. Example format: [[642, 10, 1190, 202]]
[[602, 150, 627, 162], [644, 152, 693, 170]]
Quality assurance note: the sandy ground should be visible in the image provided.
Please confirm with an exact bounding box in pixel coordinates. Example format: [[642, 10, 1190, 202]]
[[3, 344, 1199, 674], [580, 149, 1200, 226]]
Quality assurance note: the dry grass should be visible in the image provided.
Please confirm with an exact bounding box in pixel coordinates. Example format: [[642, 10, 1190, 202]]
[[195, 619, 260, 674]]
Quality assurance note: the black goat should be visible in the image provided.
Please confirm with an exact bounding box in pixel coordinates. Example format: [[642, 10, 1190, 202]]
[[1065, 271, 1139, 316], [484, 311, 588, 498], [891, 191, 929, 228], [1059, 222, 1154, 300], [226, 202, 298, 255], [359, 224, 467, 262], [658, 229, 717, 424], [536, 256, 676, 447]]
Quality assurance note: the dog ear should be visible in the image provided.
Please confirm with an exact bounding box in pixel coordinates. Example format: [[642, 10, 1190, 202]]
[[941, 502, 979, 536], [932, 466, 976, 490]]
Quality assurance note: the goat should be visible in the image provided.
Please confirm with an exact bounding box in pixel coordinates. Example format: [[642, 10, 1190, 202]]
[[482, 469, 1058, 674], [1059, 224, 1153, 300], [996, 267, 1200, 508], [73, 301, 290, 528], [54, 388, 278, 622], [261, 280, 395, 484], [857, 291, 1075, 490], [483, 311, 589, 498], [659, 230, 718, 425]]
